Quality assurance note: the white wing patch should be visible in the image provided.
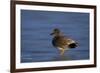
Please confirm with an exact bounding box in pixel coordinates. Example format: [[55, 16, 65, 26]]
[[57, 47, 69, 51], [57, 47, 63, 50]]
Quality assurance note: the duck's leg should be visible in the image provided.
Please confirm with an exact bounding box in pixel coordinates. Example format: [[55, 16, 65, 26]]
[[60, 49, 65, 56], [57, 47, 65, 56]]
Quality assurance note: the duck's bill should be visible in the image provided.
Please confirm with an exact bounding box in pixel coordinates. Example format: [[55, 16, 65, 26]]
[[50, 32, 54, 35]]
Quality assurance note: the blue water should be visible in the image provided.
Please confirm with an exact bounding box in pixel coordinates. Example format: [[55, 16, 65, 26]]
[[21, 10, 89, 63]]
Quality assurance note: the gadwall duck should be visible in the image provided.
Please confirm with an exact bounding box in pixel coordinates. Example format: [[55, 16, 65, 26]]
[[50, 28, 78, 55]]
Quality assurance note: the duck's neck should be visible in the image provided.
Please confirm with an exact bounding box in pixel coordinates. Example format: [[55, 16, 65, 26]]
[[54, 33, 63, 37]]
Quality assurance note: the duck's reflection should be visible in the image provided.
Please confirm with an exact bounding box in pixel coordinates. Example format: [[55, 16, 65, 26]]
[[52, 55, 72, 61]]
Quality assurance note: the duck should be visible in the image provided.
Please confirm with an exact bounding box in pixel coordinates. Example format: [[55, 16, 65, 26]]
[[50, 28, 78, 56]]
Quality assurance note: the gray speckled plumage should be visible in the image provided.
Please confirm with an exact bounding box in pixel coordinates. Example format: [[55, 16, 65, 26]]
[[50, 28, 78, 55]]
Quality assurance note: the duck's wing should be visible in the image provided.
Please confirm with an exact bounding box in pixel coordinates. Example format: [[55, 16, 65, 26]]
[[52, 35, 72, 48]]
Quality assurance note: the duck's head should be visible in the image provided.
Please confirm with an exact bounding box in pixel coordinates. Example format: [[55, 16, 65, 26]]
[[50, 28, 61, 36]]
